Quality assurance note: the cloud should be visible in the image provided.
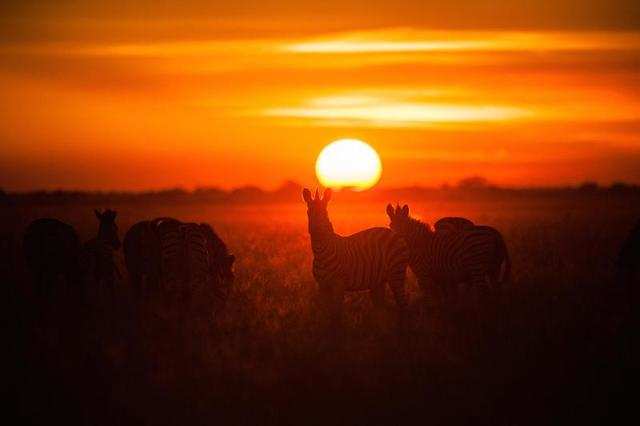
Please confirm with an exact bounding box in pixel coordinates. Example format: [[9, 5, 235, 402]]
[[284, 29, 640, 54], [264, 92, 531, 127]]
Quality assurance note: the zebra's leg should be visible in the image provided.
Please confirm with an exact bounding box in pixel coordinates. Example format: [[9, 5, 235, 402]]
[[35, 269, 50, 319], [318, 281, 343, 330], [370, 283, 386, 309], [130, 272, 143, 305], [105, 271, 117, 311], [418, 277, 441, 307], [388, 267, 409, 330]]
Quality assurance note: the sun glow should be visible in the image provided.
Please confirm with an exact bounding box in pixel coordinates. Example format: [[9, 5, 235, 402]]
[[315, 139, 382, 191]]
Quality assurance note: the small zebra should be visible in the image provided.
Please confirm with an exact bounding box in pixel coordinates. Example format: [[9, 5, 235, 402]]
[[124, 217, 234, 311], [303, 188, 409, 321], [386, 204, 510, 303], [82, 209, 121, 300], [23, 218, 82, 301]]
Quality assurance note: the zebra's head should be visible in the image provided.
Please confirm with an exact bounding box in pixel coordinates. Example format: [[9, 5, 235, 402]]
[[217, 254, 236, 285], [302, 188, 334, 237], [95, 209, 121, 250], [386, 204, 412, 236], [199, 223, 236, 286]]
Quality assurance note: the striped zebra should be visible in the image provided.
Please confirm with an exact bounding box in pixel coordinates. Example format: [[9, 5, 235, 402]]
[[81, 209, 121, 300], [303, 188, 409, 321], [124, 217, 234, 311], [23, 218, 82, 301], [386, 204, 510, 303]]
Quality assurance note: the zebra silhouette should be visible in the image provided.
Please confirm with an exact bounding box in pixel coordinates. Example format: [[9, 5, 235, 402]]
[[82, 209, 121, 300], [303, 188, 409, 322], [23, 218, 82, 301], [386, 204, 510, 303], [124, 218, 234, 311]]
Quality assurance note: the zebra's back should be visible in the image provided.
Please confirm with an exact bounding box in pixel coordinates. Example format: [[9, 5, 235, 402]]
[[415, 226, 507, 284], [434, 217, 475, 234], [315, 227, 407, 291], [23, 218, 80, 274]]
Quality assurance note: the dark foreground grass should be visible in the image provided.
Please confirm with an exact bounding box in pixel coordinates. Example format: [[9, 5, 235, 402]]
[[2, 200, 637, 425]]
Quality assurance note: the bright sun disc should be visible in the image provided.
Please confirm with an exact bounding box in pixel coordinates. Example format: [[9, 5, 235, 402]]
[[315, 139, 382, 191]]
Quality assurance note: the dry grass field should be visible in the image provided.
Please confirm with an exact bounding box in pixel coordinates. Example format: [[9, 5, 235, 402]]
[[2, 196, 637, 425]]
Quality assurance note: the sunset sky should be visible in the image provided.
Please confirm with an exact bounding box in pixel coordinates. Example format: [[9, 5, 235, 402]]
[[1, 1, 639, 190]]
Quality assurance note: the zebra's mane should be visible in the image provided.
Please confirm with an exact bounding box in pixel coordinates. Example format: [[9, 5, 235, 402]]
[[406, 216, 434, 242]]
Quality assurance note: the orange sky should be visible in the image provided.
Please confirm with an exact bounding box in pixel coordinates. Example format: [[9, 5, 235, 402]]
[[1, 1, 639, 190]]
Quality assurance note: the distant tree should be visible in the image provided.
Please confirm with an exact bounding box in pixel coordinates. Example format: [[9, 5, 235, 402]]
[[609, 182, 631, 192], [578, 181, 599, 192], [457, 176, 490, 190], [229, 186, 266, 203], [273, 180, 302, 201]]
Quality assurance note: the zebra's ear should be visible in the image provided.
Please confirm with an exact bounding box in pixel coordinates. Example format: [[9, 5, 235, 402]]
[[386, 204, 395, 219], [401, 205, 409, 217], [94, 209, 102, 220], [302, 188, 312, 204], [322, 188, 332, 204]]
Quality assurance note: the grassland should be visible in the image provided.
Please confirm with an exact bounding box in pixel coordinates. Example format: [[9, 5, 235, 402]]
[[2, 196, 637, 425]]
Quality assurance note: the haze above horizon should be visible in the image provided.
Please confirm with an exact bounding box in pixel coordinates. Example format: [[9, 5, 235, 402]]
[[1, 1, 639, 190]]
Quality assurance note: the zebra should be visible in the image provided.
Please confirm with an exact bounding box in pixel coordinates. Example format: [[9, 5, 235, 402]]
[[81, 209, 121, 301], [303, 188, 409, 322], [386, 204, 510, 304], [23, 218, 82, 302], [124, 217, 234, 311]]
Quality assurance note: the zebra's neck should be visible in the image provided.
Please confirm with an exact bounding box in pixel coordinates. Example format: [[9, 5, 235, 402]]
[[405, 218, 434, 250], [309, 224, 337, 255]]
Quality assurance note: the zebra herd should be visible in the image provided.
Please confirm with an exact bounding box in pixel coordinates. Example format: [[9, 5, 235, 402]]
[[303, 188, 510, 319], [23, 211, 235, 314], [20, 188, 638, 322]]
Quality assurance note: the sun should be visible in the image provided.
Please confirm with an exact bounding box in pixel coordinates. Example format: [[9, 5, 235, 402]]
[[315, 138, 382, 191]]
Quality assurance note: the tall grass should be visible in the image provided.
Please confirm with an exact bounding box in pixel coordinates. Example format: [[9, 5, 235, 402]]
[[3, 199, 636, 425]]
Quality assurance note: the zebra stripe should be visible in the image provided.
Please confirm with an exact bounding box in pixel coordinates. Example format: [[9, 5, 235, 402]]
[[304, 188, 409, 312], [130, 218, 234, 311]]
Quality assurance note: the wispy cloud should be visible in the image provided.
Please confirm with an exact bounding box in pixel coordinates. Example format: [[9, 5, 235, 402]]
[[264, 92, 530, 127], [285, 29, 640, 53]]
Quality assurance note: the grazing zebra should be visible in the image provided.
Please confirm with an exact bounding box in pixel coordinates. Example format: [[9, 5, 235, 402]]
[[200, 223, 235, 309], [303, 188, 409, 321], [81, 209, 121, 300], [23, 218, 82, 300], [618, 219, 639, 304], [124, 217, 234, 310], [386, 204, 510, 303]]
